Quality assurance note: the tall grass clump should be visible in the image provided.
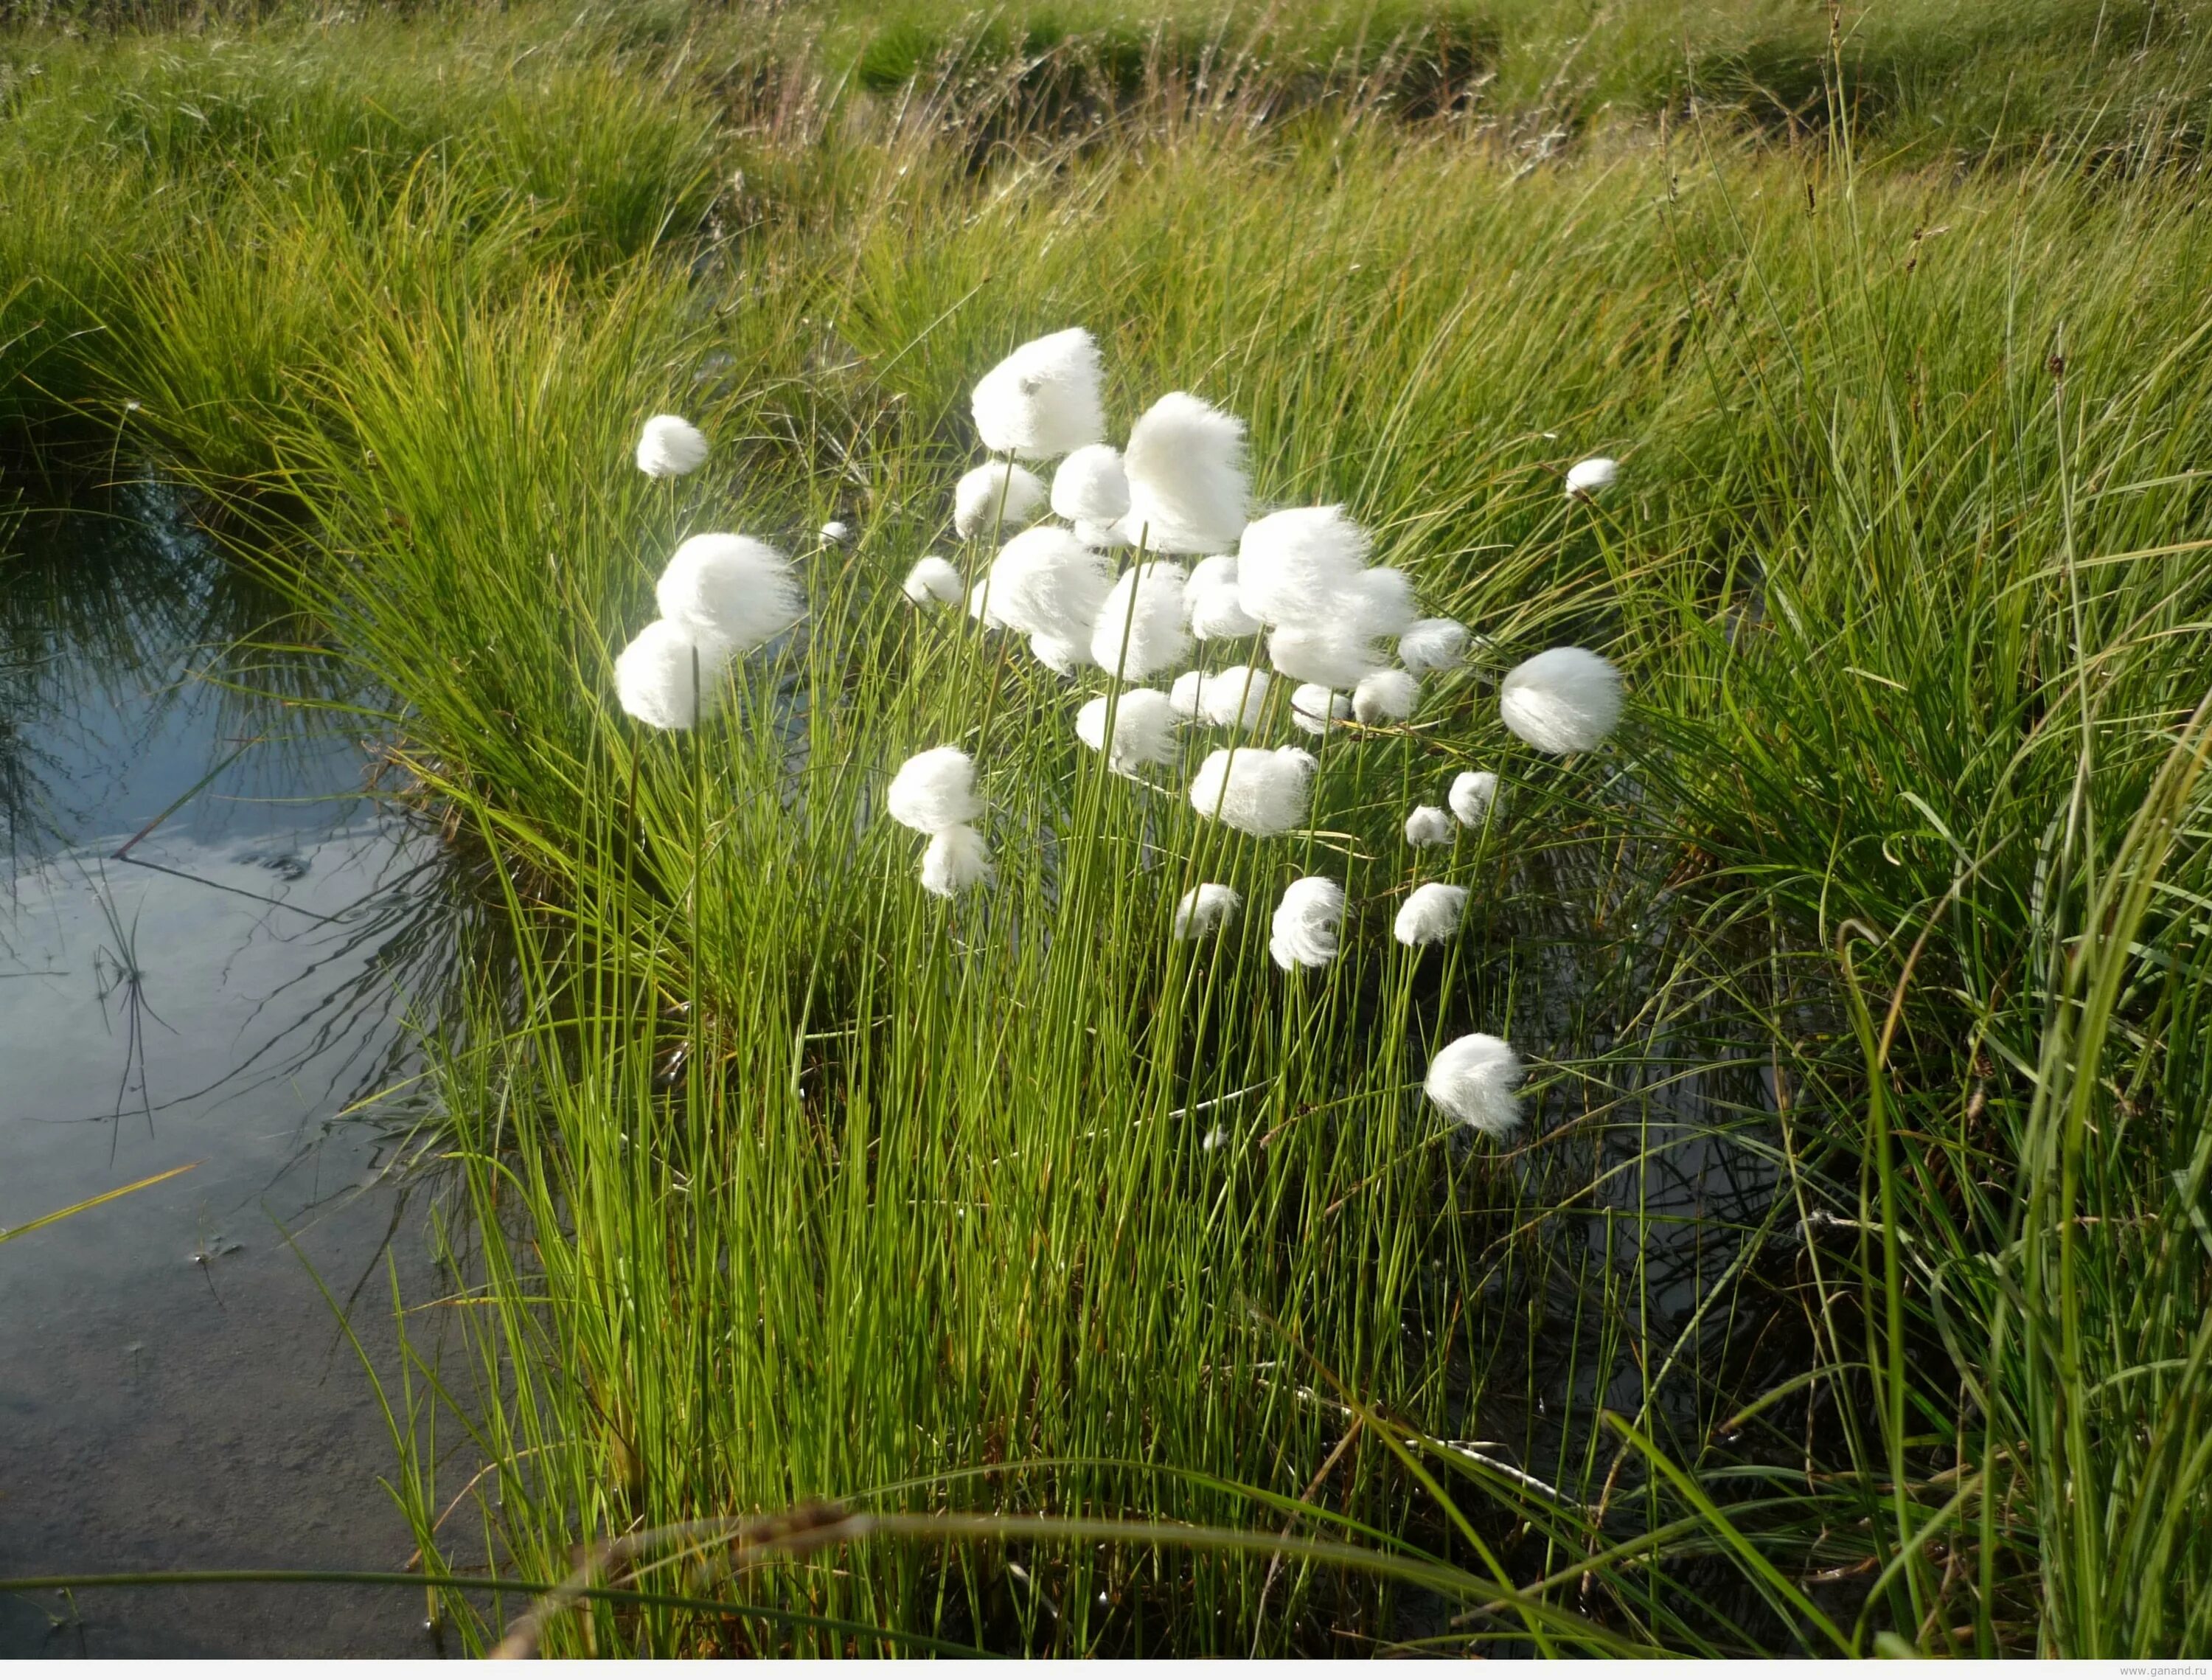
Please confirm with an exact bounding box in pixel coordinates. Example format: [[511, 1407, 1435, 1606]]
[[3, 0, 2211, 1658]]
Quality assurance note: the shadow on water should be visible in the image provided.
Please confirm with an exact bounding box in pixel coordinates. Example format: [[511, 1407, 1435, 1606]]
[[0, 482, 481, 1658]]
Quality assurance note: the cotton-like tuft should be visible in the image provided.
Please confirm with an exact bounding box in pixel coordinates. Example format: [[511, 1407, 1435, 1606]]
[[1405, 805, 1455, 847], [886, 746, 981, 834], [971, 327, 1107, 460], [1394, 882, 1467, 947], [1565, 457, 1618, 499], [1499, 648, 1623, 753], [1075, 689, 1180, 774], [920, 823, 993, 898], [1338, 568, 1418, 640], [903, 555, 964, 607], [1188, 744, 1315, 836], [1075, 518, 1132, 550], [1051, 443, 1132, 524], [1424, 1033, 1524, 1138], [614, 619, 730, 731], [1197, 665, 1270, 730], [1289, 683, 1350, 736], [1123, 392, 1249, 555], [1236, 506, 1370, 627], [1029, 634, 1092, 675], [1353, 668, 1420, 724], [1091, 561, 1192, 679], [954, 461, 1048, 540], [1189, 578, 1264, 640], [1186, 554, 1239, 595], [1449, 771, 1499, 827], [967, 577, 1007, 628], [1173, 883, 1242, 940], [1399, 617, 1470, 673], [1270, 876, 1345, 971], [985, 526, 1116, 645], [655, 533, 804, 651], [636, 414, 709, 479], [820, 520, 852, 546], [1169, 670, 1204, 718], [1269, 624, 1388, 690]]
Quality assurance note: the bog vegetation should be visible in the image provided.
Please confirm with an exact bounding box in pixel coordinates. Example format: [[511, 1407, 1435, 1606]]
[[5, 0, 2212, 1657]]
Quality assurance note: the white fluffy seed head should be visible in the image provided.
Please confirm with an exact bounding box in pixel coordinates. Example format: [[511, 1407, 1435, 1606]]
[[1173, 883, 1242, 940], [1424, 1032, 1524, 1138], [1268, 624, 1388, 689], [1565, 457, 1619, 498], [1186, 554, 1238, 594], [970, 327, 1107, 460], [1353, 668, 1420, 724], [1394, 881, 1468, 947], [1270, 876, 1345, 971], [655, 533, 804, 651], [1236, 506, 1371, 627], [1188, 744, 1315, 836], [1338, 568, 1417, 640], [1188, 578, 1264, 640], [1051, 443, 1131, 524], [820, 520, 852, 546], [1449, 770, 1499, 827], [919, 823, 992, 897], [1198, 665, 1270, 730], [954, 461, 1048, 540], [886, 746, 981, 834], [614, 619, 730, 731], [1405, 805, 1455, 847], [1074, 688, 1180, 774], [1399, 617, 1470, 673], [1075, 518, 1132, 550], [1123, 392, 1249, 555], [1091, 561, 1192, 680], [636, 414, 709, 478], [1289, 683, 1350, 735], [903, 555, 964, 607], [967, 577, 1006, 628], [985, 525, 1115, 644], [1169, 670, 1204, 718], [1499, 647, 1623, 754], [1029, 634, 1092, 675]]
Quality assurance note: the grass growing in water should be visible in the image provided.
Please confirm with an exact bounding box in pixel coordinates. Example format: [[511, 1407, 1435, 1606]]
[[4, 0, 2212, 1656]]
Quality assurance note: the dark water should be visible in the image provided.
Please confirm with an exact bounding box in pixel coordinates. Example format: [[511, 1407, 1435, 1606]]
[[0, 493, 457, 1658]]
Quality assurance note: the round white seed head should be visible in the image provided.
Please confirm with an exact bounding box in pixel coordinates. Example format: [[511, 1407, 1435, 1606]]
[[636, 414, 709, 478], [1405, 805, 1455, 847], [1424, 1032, 1524, 1138], [1394, 881, 1467, 947], [1269, 876, 1345, 971], [886, 746, 981, 834], [1498, 647, 1623, 754]]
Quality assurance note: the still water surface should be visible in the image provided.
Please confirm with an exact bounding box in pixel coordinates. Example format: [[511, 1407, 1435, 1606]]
[[0, 493, 456, 1657]]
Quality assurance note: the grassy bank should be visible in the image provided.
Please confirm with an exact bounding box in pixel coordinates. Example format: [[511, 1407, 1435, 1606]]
[[4, 0, 2212, 1656]]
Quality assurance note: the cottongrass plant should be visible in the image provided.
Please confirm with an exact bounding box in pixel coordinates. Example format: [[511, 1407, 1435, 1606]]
[[633, 412, 708, 478], [1422, 1032, 1523, 1137], [1267, 875, 1344, 970]]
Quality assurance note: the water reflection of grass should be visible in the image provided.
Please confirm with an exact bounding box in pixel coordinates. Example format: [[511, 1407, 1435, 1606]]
[[3, 0, 2211, 1659]]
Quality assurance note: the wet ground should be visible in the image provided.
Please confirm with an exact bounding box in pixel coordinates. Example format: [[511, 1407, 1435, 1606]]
[[0, 493, 456, 1657]]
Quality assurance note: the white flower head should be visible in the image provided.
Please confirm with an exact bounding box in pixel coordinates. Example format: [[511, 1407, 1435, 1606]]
[[1394, 881, 1467, 947], [655, 533, 804, 651], [954, 461, 1048, 540], [1449, 770, 1499, 827], [1352, 668, 1419, 724], [1236, 506, 1370, 627], [886, 746, 981, 834], [1029, 634, 1092, 675], [1565, 457, 1618, 499], [1189, 578, 1264, 640], [967, 577, 1006, 628], [1499, 647, 1623, 754], [1425, 1032, 1524, 1139], [614, 619, 730, 731], [971, 327, 1107, 460], [1269, 875, 1345, 971], [819, 520, 852, 546], [1338, 568, 1416, 640], [1168, 670, 1204, 717], [1186, 554, 1238, 594], [1074, 688, 1180, 774], [1399, 617, 1470, 673], [1268, 624, 1388, 690], [920, 823, 992, 897], [1123, 392, 1249, 555], [1091, 560, 1192, 680], [1173, 883, 1242, 940], [1188, 743, 1315, 836], [1289, 683, 1350, 736], [984, 525, 1115, 644], [903, 555, 964, 607], [1051, 442, 1131, 524], [1405, 805, 1455, 847], [1075, 518, 1133, 550], [1197, 664, 1270, 729], [636, 414, 708, 479]]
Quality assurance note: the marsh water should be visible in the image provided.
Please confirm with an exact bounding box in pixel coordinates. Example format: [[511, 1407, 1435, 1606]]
[[0, 490, 455, 1658]]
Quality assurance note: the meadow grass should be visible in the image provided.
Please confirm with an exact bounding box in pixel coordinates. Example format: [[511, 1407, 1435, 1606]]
[[4, 0, 2212, 1656]]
